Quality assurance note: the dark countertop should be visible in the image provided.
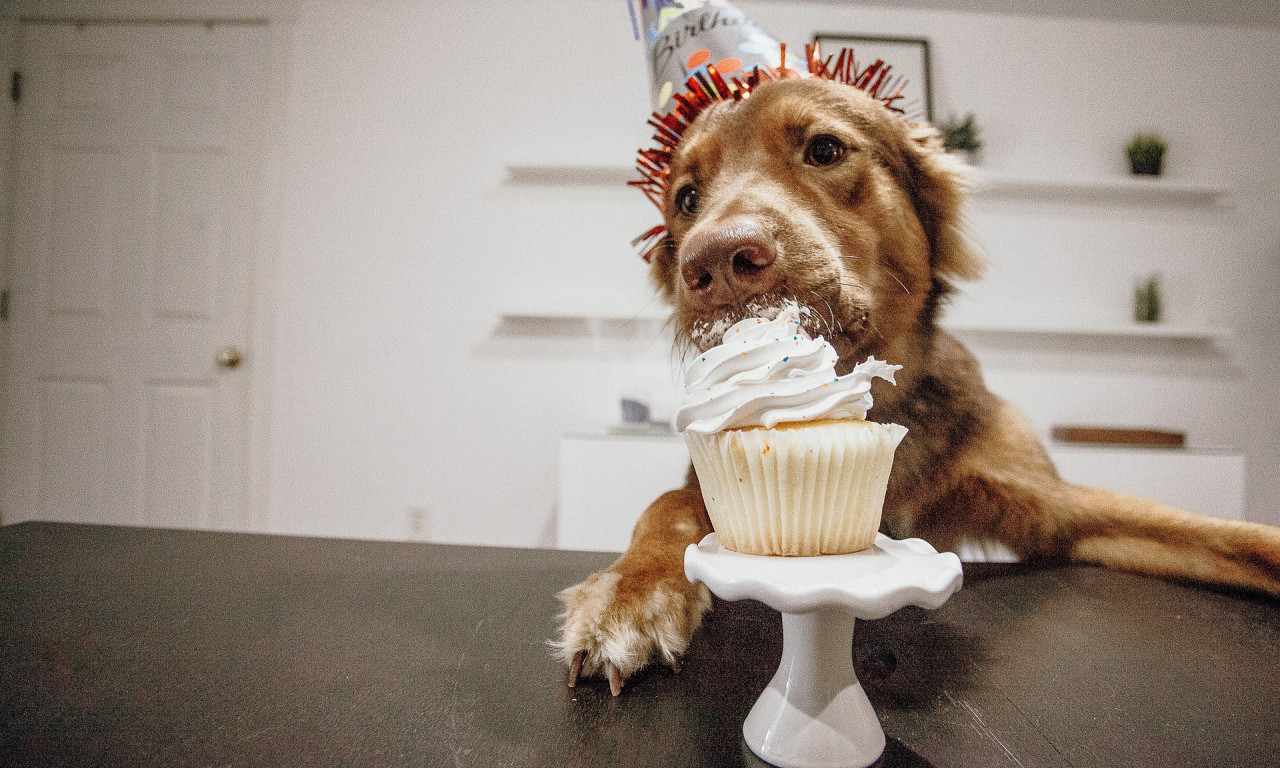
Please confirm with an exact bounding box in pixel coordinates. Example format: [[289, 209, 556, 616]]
[[2, 521, 1278, 767]]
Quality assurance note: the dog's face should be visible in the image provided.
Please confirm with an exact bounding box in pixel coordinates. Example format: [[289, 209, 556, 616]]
[[649, 78, 982, 373]]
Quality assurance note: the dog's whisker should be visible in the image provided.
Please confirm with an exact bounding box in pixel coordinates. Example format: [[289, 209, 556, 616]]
[[889, 271, 910, 295], [820, 297, 839, 336], [788, 286, 837, 340]]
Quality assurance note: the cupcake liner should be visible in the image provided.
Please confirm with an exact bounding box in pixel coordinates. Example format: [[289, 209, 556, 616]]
[[686, 420, 908, 556]]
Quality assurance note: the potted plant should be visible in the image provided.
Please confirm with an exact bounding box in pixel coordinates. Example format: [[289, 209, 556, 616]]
[[937, 112, 981, 164], [1134, 272, 1162, 323], [1127, 132, 1167, 176]]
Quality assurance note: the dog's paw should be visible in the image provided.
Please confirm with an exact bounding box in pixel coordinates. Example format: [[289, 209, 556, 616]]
[[551, 569, 712, 695]]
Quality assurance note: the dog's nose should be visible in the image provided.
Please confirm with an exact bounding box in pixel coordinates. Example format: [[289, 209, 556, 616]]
[[679, 217, 780, 306]]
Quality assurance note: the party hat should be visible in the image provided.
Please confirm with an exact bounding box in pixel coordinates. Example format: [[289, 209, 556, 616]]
[[632, 0, 804, 113]]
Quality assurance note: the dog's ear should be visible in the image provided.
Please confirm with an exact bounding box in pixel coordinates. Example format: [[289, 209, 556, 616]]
[[900, 124, 985, 283]]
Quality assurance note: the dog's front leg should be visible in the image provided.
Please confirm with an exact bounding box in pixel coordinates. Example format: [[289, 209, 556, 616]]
[[553, 485, 713, 695], [1064, 485, 1280, 597]]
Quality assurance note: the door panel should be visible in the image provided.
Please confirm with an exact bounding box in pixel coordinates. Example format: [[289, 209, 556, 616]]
[[145, 383, 215, 528], [154, 149, 224, 321], [47, 148, 116, 317], [38, 378, 109, 521]]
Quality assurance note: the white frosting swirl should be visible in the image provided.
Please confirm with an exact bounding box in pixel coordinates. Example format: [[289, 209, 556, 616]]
[[677, 307, 901, 433]]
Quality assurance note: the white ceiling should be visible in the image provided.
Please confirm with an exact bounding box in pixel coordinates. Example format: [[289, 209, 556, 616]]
[[800, 0, 1280, 28]]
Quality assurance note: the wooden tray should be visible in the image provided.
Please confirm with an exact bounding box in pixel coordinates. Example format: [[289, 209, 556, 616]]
[[1051, 425, 1186, 447]]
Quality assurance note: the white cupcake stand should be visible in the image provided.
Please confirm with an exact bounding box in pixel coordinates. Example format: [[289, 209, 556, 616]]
[[685, 533, 963, 768]]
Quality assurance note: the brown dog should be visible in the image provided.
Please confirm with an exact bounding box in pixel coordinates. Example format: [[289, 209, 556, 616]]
[[554, 76, 1280, 696]]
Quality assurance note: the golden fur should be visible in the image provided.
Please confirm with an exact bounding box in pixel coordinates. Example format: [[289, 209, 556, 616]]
[[554, 78, 1280, 694]]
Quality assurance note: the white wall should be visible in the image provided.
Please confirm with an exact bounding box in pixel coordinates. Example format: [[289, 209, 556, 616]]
[[268, 0, 658, 545], [266, 0, 1280, 545]]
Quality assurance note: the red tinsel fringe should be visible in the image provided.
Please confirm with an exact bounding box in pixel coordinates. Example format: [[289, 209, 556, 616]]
[[630, 44, 912, 262]]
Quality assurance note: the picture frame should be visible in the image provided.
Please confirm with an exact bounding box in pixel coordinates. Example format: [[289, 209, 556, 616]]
[[811, 34, 933, 122]]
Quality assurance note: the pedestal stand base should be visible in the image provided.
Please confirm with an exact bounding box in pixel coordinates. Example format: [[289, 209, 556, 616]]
[[744, 610, 883, 768], [686, 534, 963, 768]]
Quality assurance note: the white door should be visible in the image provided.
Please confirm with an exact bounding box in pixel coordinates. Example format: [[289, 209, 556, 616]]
[[2, 21, 270, 529]]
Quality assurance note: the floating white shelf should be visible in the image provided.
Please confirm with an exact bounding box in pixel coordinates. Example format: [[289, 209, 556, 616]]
[[942, 319, 1231, 343], [504, 163, 1232, 204], [504, 164, 635, 187], [496, 304, 1231, 344], [498, 295, 669, 323], [968, 170, 1231, 204]]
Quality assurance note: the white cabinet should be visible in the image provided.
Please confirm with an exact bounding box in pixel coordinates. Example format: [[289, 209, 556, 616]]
[[556, 433, 1246, 553], [557, 432, 689, 552], [1048, 445, 1244, 520]]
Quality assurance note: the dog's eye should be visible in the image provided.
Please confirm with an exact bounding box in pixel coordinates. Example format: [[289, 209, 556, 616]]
[[805, 134, 846, 167], [674, 185, 699, 216]]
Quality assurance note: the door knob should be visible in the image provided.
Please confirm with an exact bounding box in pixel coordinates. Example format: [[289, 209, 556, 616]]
[[216, 346, 244, 368]]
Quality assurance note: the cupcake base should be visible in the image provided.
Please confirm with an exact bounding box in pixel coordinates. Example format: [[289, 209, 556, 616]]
[[685, 419, 908, 556]]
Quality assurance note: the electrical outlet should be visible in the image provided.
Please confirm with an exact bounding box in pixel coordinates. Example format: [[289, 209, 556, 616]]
[[406, 506, 431, 542]]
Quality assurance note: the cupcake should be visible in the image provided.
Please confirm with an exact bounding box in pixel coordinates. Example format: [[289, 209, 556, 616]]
[[678, 307, 907, 556]]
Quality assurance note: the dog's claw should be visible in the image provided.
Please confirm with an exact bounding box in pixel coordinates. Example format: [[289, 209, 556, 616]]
[[568, 650, 585, 688], [608, 664, 623, 697], [668, 656, 682, 675]]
